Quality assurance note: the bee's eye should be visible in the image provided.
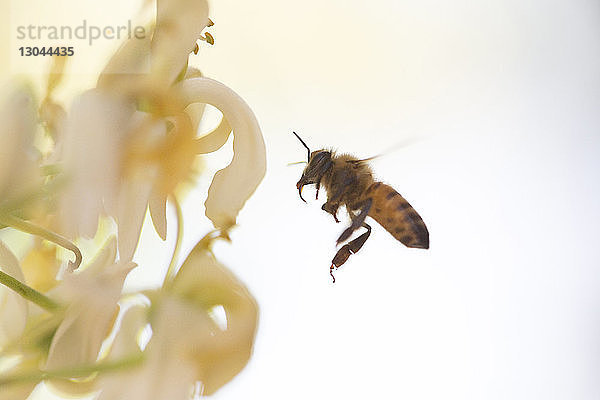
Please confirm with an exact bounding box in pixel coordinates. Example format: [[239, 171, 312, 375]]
[[310, 152, 330, 167]]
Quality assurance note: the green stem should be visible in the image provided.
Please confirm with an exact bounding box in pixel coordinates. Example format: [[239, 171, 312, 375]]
[[0, 214, 82, 271], [163, 195, 184, 289], [0, 353, 144, 387], [40, 163, 62, 176], [0, 270, 59, 311]]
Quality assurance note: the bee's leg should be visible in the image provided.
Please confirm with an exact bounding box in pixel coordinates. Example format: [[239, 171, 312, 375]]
[[330, 223, 371, 282], [321, 201, 340, 223], [315, 180, 321, 200], [320, 182, 349, 223], [336, 198, 372, 244]]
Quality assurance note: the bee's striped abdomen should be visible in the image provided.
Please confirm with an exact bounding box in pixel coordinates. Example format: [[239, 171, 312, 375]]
[[366, 182, 429, 249]]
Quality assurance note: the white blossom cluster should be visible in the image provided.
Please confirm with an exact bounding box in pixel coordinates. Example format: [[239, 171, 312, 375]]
[[0, 0, 266, 398]]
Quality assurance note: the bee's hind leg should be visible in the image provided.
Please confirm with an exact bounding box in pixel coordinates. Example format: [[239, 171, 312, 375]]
[[337, 198, 372, 244], [330, 223, 371, 283]]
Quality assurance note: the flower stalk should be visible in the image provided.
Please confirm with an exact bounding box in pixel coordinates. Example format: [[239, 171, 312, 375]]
[[0, 269, 59, 311], [0, 214, 82, 271], [163, 195, 184, 288], [0, 353, 144, 387]]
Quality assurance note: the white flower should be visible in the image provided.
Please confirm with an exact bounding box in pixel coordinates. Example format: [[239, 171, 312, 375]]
[[98, 0, 210, 90], [57, 91, 168, 260], [96, 298, 204, 400], [170, 239, 259, 395], [57, 89, 134, 240], [57, 0, 226, 255], [92, 0, 265, 240], [45, 237, 135, 374], [96, 239, 258, 398], [152, 0, 210, 85], [178, 77, 267, 230]]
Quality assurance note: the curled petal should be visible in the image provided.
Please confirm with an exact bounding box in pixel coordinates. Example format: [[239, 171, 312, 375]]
[[172, 239, 258, 394], [97, 238, 258, 398], [195, 115, 232, 154], [183, 68, 208, 134], [178, 77, 266, 229]]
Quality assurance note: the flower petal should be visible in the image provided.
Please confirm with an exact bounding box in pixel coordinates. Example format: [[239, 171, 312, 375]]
[[0, 381, 36, 400], [97, 297, 200, 400], [172, 239, 258, 394], [46, 55, 67, 98], [151, 0, 210, 85], [0, 85, 41, 206], [97, 33, 152, 91], [183, 68, 207, 132], [106, 304, 147, 359], [194, 115, 232, 154], [149, 191, 168, 241], [0, 354, 39, 400], [47, 237, 136, 371], [59, 90, 134, 238], [116, 170, 155, 261], [21, 243, 59, 292], [97, 237, 258, 398], [178, 77, 266, 229]]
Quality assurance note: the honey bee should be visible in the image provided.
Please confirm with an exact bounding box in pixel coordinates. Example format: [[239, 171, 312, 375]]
[[293, 132, 429, 282]]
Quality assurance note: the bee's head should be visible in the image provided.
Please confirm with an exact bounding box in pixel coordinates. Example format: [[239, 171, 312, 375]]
[[293, 132, 332, 202]]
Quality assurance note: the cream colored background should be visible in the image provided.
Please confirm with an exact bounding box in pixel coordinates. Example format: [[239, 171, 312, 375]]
[[3, 0, 600, 399]]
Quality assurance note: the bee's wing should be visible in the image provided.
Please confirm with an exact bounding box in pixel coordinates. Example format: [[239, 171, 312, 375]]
[[346, 137, 423, 165]]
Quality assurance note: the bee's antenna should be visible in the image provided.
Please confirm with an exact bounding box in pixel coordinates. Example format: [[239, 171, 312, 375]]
[[293, 131, 311, 161]]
